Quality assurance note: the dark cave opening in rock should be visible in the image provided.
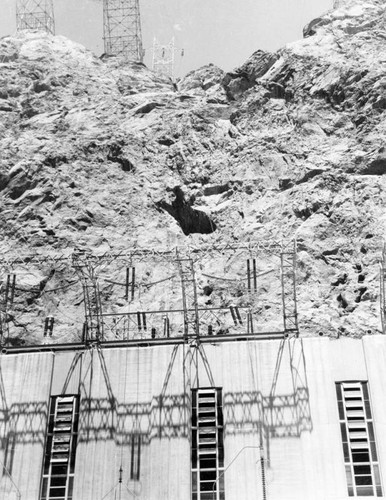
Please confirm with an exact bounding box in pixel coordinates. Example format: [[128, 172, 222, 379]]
[[157, 186, 217, 235], [203, 285, 214, 296], [355, 287, 367, 303], [107, 142, 135, 172], [337, 293, 348, 309]]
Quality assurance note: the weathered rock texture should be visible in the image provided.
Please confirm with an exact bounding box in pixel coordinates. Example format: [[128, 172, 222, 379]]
[[0, 0, 386, 343]]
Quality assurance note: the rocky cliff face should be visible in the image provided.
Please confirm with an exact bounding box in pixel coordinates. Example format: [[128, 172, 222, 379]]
[[0, 0, 385, 344]]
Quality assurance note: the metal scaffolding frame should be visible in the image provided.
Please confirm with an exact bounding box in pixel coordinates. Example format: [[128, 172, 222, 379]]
[[16, 0, 55, 35], [0, 239, 299, 348], [0, 274, 15, 347], [72, 253, 104, 343], [280, 242, 299, 336], [103, 0, 143, 61], [0, 240, 284, 268], [176, 253, 200, 340]]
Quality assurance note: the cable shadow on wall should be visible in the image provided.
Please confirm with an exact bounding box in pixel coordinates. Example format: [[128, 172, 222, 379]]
[[0, 362, 48, 478], [77, 346, 189, 447], [0, 339, 312, 488], [223, 338, 313, 465]]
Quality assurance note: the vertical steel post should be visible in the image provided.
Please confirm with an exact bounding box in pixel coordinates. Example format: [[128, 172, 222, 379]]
[[280, 240, 299, 336], [72, 253, 104, 343], [176, 252, 200, 340]]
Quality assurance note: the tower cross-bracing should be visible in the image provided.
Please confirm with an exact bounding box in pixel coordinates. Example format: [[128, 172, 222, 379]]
[[16, 0, 55, 35], [103, 0, 144, 61]]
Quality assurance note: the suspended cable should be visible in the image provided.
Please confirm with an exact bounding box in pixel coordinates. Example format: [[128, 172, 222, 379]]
[[42, 280, 79, 293], [100, 481, 119, 500], [101, 274, 176, 288], [202, 273, 244, 283], [99, 471, 138, 498], [202, 268, 275, 283], [14, 280, 78, 294], [0, 459, 21, 500]]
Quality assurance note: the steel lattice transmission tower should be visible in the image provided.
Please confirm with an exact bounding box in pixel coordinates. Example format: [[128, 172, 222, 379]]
[[152, 37, 175, 78], [16, 0, 55, 35], [103, 0, 144, 62]]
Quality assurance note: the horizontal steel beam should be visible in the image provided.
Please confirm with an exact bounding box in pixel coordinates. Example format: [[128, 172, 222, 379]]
[[101, 305, 251, 316], [1, 331, 285, 354]]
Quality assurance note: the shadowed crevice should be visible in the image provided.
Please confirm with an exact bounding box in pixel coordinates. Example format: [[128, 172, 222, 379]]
[[156, 186, 217, 235]]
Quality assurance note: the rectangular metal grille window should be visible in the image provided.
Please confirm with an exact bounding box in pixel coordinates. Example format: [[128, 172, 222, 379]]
[[40, 395, 79, 500], [191, 388, 224, 500], [336, 382, 382, 497]]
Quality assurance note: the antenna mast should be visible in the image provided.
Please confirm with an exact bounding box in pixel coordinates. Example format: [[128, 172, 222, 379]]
[[16, 0, 55, 35], [103, 0, 144, 62], [152, 37, 175, 78]]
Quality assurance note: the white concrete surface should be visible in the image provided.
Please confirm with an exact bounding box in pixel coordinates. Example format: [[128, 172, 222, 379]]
[[0, 336, 385, 499]]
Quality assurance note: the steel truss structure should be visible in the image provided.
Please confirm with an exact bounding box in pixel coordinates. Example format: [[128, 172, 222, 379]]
[[72, 252, 104, 343], [176, 254, 200, 340], [0, 240, 299, 348], [16, 0, 55, 35], [152, 37, 175, 78], [0, 274, 15, 346], [103, 0, 144, 61], [280, 242, 299, 335]]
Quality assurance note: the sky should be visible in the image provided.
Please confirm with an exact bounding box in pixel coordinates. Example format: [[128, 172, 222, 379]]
[[1, 0, 332, 77]]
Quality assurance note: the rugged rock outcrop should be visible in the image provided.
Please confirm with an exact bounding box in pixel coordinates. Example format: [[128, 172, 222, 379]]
[[222, 50, 279, 100], [0, 0, 385, 343]]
